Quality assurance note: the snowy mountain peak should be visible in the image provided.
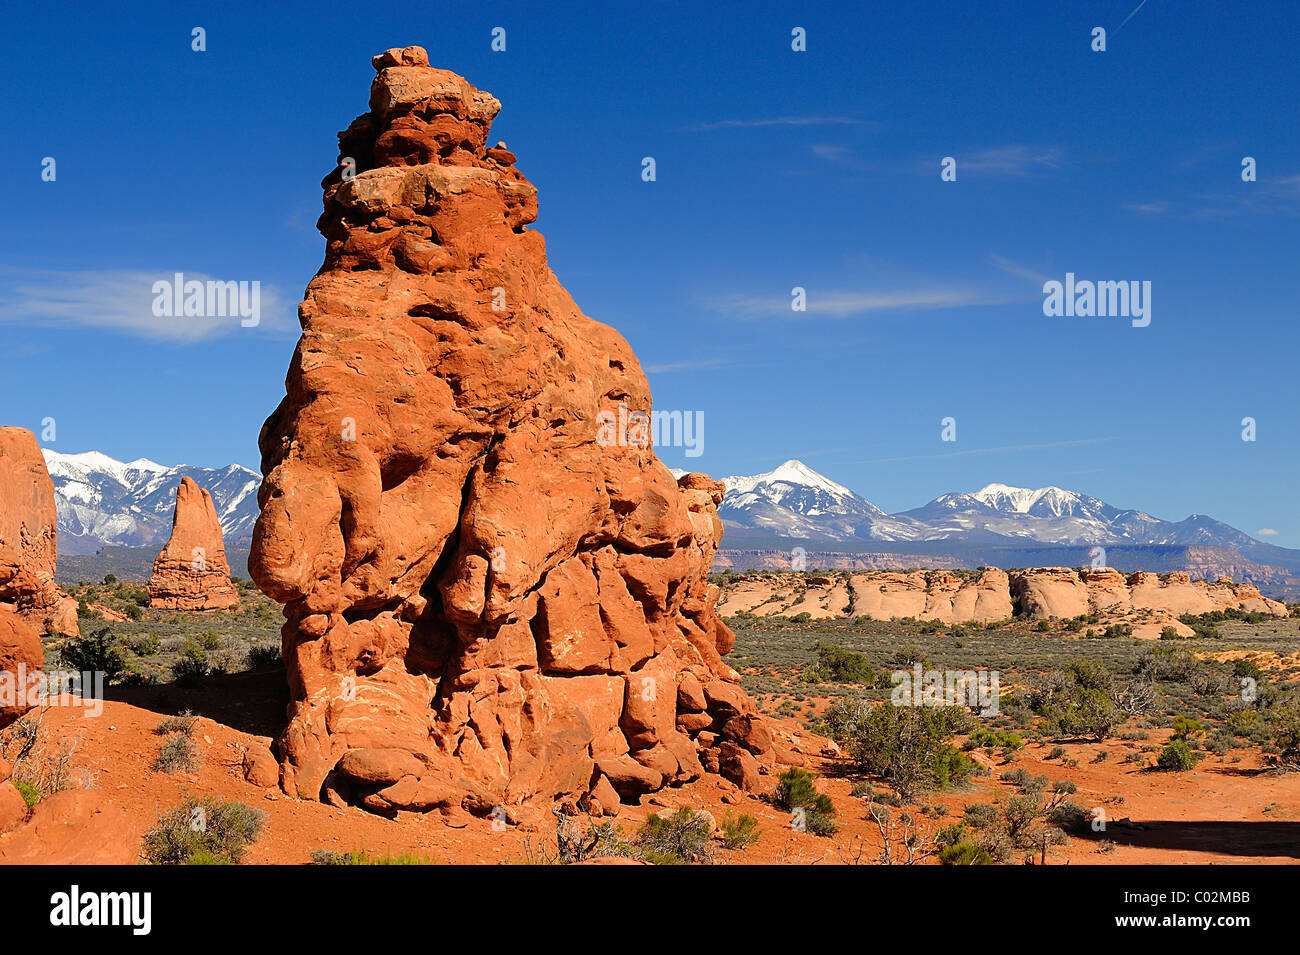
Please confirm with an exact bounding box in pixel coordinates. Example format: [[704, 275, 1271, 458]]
[[44, 449, 169, 486], [724, 459, 857, 500], [969, 483, 1081, 515], [38, 448, 261, 554]]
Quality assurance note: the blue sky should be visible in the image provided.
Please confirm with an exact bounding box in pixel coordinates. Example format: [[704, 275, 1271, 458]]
[[2, 0, 1297, 543]]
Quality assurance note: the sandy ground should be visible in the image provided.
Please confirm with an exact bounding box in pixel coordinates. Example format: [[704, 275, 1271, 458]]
[[7, 665, 1296, 865]]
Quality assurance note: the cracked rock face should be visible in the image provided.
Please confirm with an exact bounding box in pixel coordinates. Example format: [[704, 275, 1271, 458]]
[[249, 47, 772, 815]]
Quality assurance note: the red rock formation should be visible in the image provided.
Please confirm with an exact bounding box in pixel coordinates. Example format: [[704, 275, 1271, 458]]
[[147, 477, 239, 611], [0, 608, 42, 729], [0, 785, 140, 864], [0, 427, 77, 638], [249, 47, 773, 816]]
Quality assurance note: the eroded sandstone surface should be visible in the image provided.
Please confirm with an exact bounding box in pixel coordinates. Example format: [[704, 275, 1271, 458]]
[[717, 567, 1288, 638], [0, 427, 78, 640], [147, 477, 239, 611], [249, 48, 776, 816]]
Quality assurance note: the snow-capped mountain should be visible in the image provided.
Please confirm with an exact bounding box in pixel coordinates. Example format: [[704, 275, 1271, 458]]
[[717, 460, 926, 543], [717, 461, 1267, 549], [42, 449, 260, 554]]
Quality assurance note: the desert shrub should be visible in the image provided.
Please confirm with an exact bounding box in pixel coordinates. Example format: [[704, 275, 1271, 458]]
[[1045, 800, 1086, 836], [836, 701, 971, 800], [636, 808, 715, 863], [718, 812, 761, 850], [57, 628, 127, 684], [1189, 666, 1231, 697], [153, 734, 197, 774], [1232, 659, 1265, 682], [773, 767, 837, 836], [888, 645, 930, 669], [1156, 739, 1202, 771], [1159, 626, 1182, 640], [171, 649, 210, 687], [14, 780, 40, 809], [1266, 701, 1300, 768], [549, 812, 632, 864], [939, 839, 994, 865], [1136, 645, 1197, 681], [813, 642, 874, 684], [965, 729, 1024, 752], [123, 603, 144, 621], [247, 643, 282, 667], [1000, 768, 1047, 793], [154, 711, 198, 736], [141, 797, 266, 865], [1047, 746, 1066, 760], [1227, 707, 1263, 736], [196, 630, 223, 651], [1030, 661, 1121, 741], [1170, 716, 1206, 739], [125, 633, 161, 656], [1206, 734, 1233, 756], [310, 848, 436, 865], [931, 746, 977, 790], [962, 802, 999, 830]]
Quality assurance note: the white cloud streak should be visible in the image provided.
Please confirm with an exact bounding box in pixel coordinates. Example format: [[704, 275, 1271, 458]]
[[0, 267, 294, 343]]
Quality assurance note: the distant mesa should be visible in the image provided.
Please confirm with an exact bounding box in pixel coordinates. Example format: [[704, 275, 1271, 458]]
[[717, 566, 1288, 639], [147, 476, 239, 611]]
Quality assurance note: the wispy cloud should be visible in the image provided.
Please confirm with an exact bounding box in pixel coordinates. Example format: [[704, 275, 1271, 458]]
[[1116, 0, 1148, 32], [0, 267, 294, 342], [1123, 201, 1170, 216], [851, 436, 1118, 465], [644, 357, 733, 374], [686, 116, 868, 132], [708, 287, 1008, 319], [956, 145, 1064, 176], [809, 143, 852, 162], [987, 253, 1051, 285], [1257, 528, 1280, 537], [1186, 180, 1300, 219]]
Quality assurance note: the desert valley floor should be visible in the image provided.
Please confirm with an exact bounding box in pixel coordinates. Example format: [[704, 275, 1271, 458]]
[[4, 572, 1297, 865]]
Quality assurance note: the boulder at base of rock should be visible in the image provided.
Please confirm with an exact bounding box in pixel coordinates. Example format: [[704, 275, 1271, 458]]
[[0, 789, 140, 864]]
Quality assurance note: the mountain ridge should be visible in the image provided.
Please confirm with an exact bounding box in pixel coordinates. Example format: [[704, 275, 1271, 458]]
[[717, 459, 1273, 550], [41, 448, 260, 555]]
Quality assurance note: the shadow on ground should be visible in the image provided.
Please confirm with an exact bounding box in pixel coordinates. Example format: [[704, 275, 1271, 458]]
[[105, 665, 288, 738], [1081, 820, 1300, 859]]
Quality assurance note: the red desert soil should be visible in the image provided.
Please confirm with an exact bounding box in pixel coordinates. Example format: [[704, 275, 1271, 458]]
[[13, 668, 1299, 865]]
